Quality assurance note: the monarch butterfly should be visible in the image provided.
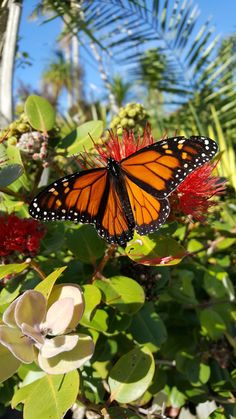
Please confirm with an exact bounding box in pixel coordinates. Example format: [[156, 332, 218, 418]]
[[29, 135, 218, 246]]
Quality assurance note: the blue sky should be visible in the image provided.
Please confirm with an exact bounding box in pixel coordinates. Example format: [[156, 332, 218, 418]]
[[15, 0, 236, 106]]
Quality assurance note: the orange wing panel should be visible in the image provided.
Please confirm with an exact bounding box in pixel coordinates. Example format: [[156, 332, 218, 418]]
[[125, 176, 169, 235]]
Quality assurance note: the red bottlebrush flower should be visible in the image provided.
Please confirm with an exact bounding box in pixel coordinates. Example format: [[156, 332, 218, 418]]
[[80, 125, 155, 168], [171, 160, 226, 222], [0, 214, 46, 258]]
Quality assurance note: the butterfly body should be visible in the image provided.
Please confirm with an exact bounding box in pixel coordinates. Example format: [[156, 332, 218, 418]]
[[29, 136, 218, 246]]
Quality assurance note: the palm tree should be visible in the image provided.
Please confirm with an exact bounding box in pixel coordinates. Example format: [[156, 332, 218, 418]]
[[0, 0, 22, 126]]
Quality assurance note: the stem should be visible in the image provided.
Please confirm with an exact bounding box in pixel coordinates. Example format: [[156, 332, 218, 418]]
[[30, 260, 46, 280], [92, 244, 117, 282]]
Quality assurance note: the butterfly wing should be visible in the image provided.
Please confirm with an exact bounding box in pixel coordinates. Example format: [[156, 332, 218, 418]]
[[121, 136, 218, 198], [124, 175, 170, 235], [29, 168, 133, 246], [121, 135, 218, 235]]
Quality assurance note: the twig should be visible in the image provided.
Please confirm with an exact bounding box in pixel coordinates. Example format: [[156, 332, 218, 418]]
[[92, 244, 117, 282], [30, 260, 46, 280]]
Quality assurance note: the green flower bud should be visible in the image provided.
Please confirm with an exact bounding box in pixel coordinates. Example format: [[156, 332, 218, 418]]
[[17, 123, 29, 133], [127, 119, 135, 127], [8, 136, 18, 146], [121, 118, 129, 127]]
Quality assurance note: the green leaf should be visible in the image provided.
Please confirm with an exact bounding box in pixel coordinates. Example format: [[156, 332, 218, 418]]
[[81, 308, 109, 333], [35, 266, 67, 300], [209, 408, 225, 418], [129, 302, 167, 352], [0, 263, 29, 280], [0, 284, 21, 311], [108, 346, 155, 403], [24, 95, 56, 132], [199, 309, 226, 340], [0, 164, 23, 187], [126, 233, 186, 266], [168, 276, 198, 305], [94, 276, 145, 314], [0, 344, 21, 383], [203, 266, 235, 300], [58, 120, 103, 155], [169, 386, 186, 408], [66, 225, 106, 264], [81, 284, 102, 323], [13, 371, 79, 419], [176, 352, 210, 386], [6, 145, 30, 191]]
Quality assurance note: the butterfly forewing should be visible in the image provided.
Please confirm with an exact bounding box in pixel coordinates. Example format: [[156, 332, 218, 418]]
[[29, 168, 108, 224], [121, 136, 218, 198]]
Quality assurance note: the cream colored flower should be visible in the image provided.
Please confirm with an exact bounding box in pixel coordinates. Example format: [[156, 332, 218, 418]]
[[0, 284, 94, 378]]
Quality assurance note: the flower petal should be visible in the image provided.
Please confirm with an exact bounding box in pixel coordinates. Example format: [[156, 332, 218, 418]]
[[0, 344, 21, 383], [44, 297, 74, 335], [38, 333, 94, 374], [0, 325, 36, 363], [2, 298, 19, 327], [21, 323, 44, 345], [48, 284, 84, 331], [15, 290, 47, 329], [40, 334, 79, 358]]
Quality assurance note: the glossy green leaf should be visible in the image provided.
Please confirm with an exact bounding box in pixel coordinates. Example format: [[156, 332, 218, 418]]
[[0, 344, 21, 383], [95, 276, 145, 314], [81, 284, 102, 323], [169, 386, 186, 408], [108, 346, 155, 403], [35, 266, 67, 300], [209, 408, 225, 418], [0, 284, 21, 310], [168, 276, 198, 305], [13, 370, 79, 419], [129, 302, 167, 352], [24, 95, 56, 132], [66, 225, 106, 264], [81, 308, 109, 333], [176, 352, 210, 386], [126, 233, 186, 266], [203, 266, 235, 300], [0, 263, 29, 280], [58, 120, 103, 155], [199, 309, 226, 340], [0, 164, 23, 187]]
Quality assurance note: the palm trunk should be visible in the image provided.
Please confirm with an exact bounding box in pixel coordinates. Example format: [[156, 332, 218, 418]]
[[0, 0, 22, 127]]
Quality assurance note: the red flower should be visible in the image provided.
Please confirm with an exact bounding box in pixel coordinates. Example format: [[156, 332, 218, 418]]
[[0, 214, 46, 258], [80, 125, 155, 168], [171, 160, 226, 221]]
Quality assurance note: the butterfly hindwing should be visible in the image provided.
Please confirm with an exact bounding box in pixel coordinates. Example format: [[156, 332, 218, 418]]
[[96, 178, 134, 245], [121, 136, 218, 198], [124, 175, 170, 235]]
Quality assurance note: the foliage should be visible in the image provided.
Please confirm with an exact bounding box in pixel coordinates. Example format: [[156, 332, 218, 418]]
[[0, 0, 236, 418], [0, 91, 235, 418]]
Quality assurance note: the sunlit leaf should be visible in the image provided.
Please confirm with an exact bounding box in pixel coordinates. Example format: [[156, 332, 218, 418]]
[[58, 120, 103, 155], [108, 346, 155, 403], [95, 276, 145, 314], [126, 233, 186, 266], [25, 95, 56, 132]]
